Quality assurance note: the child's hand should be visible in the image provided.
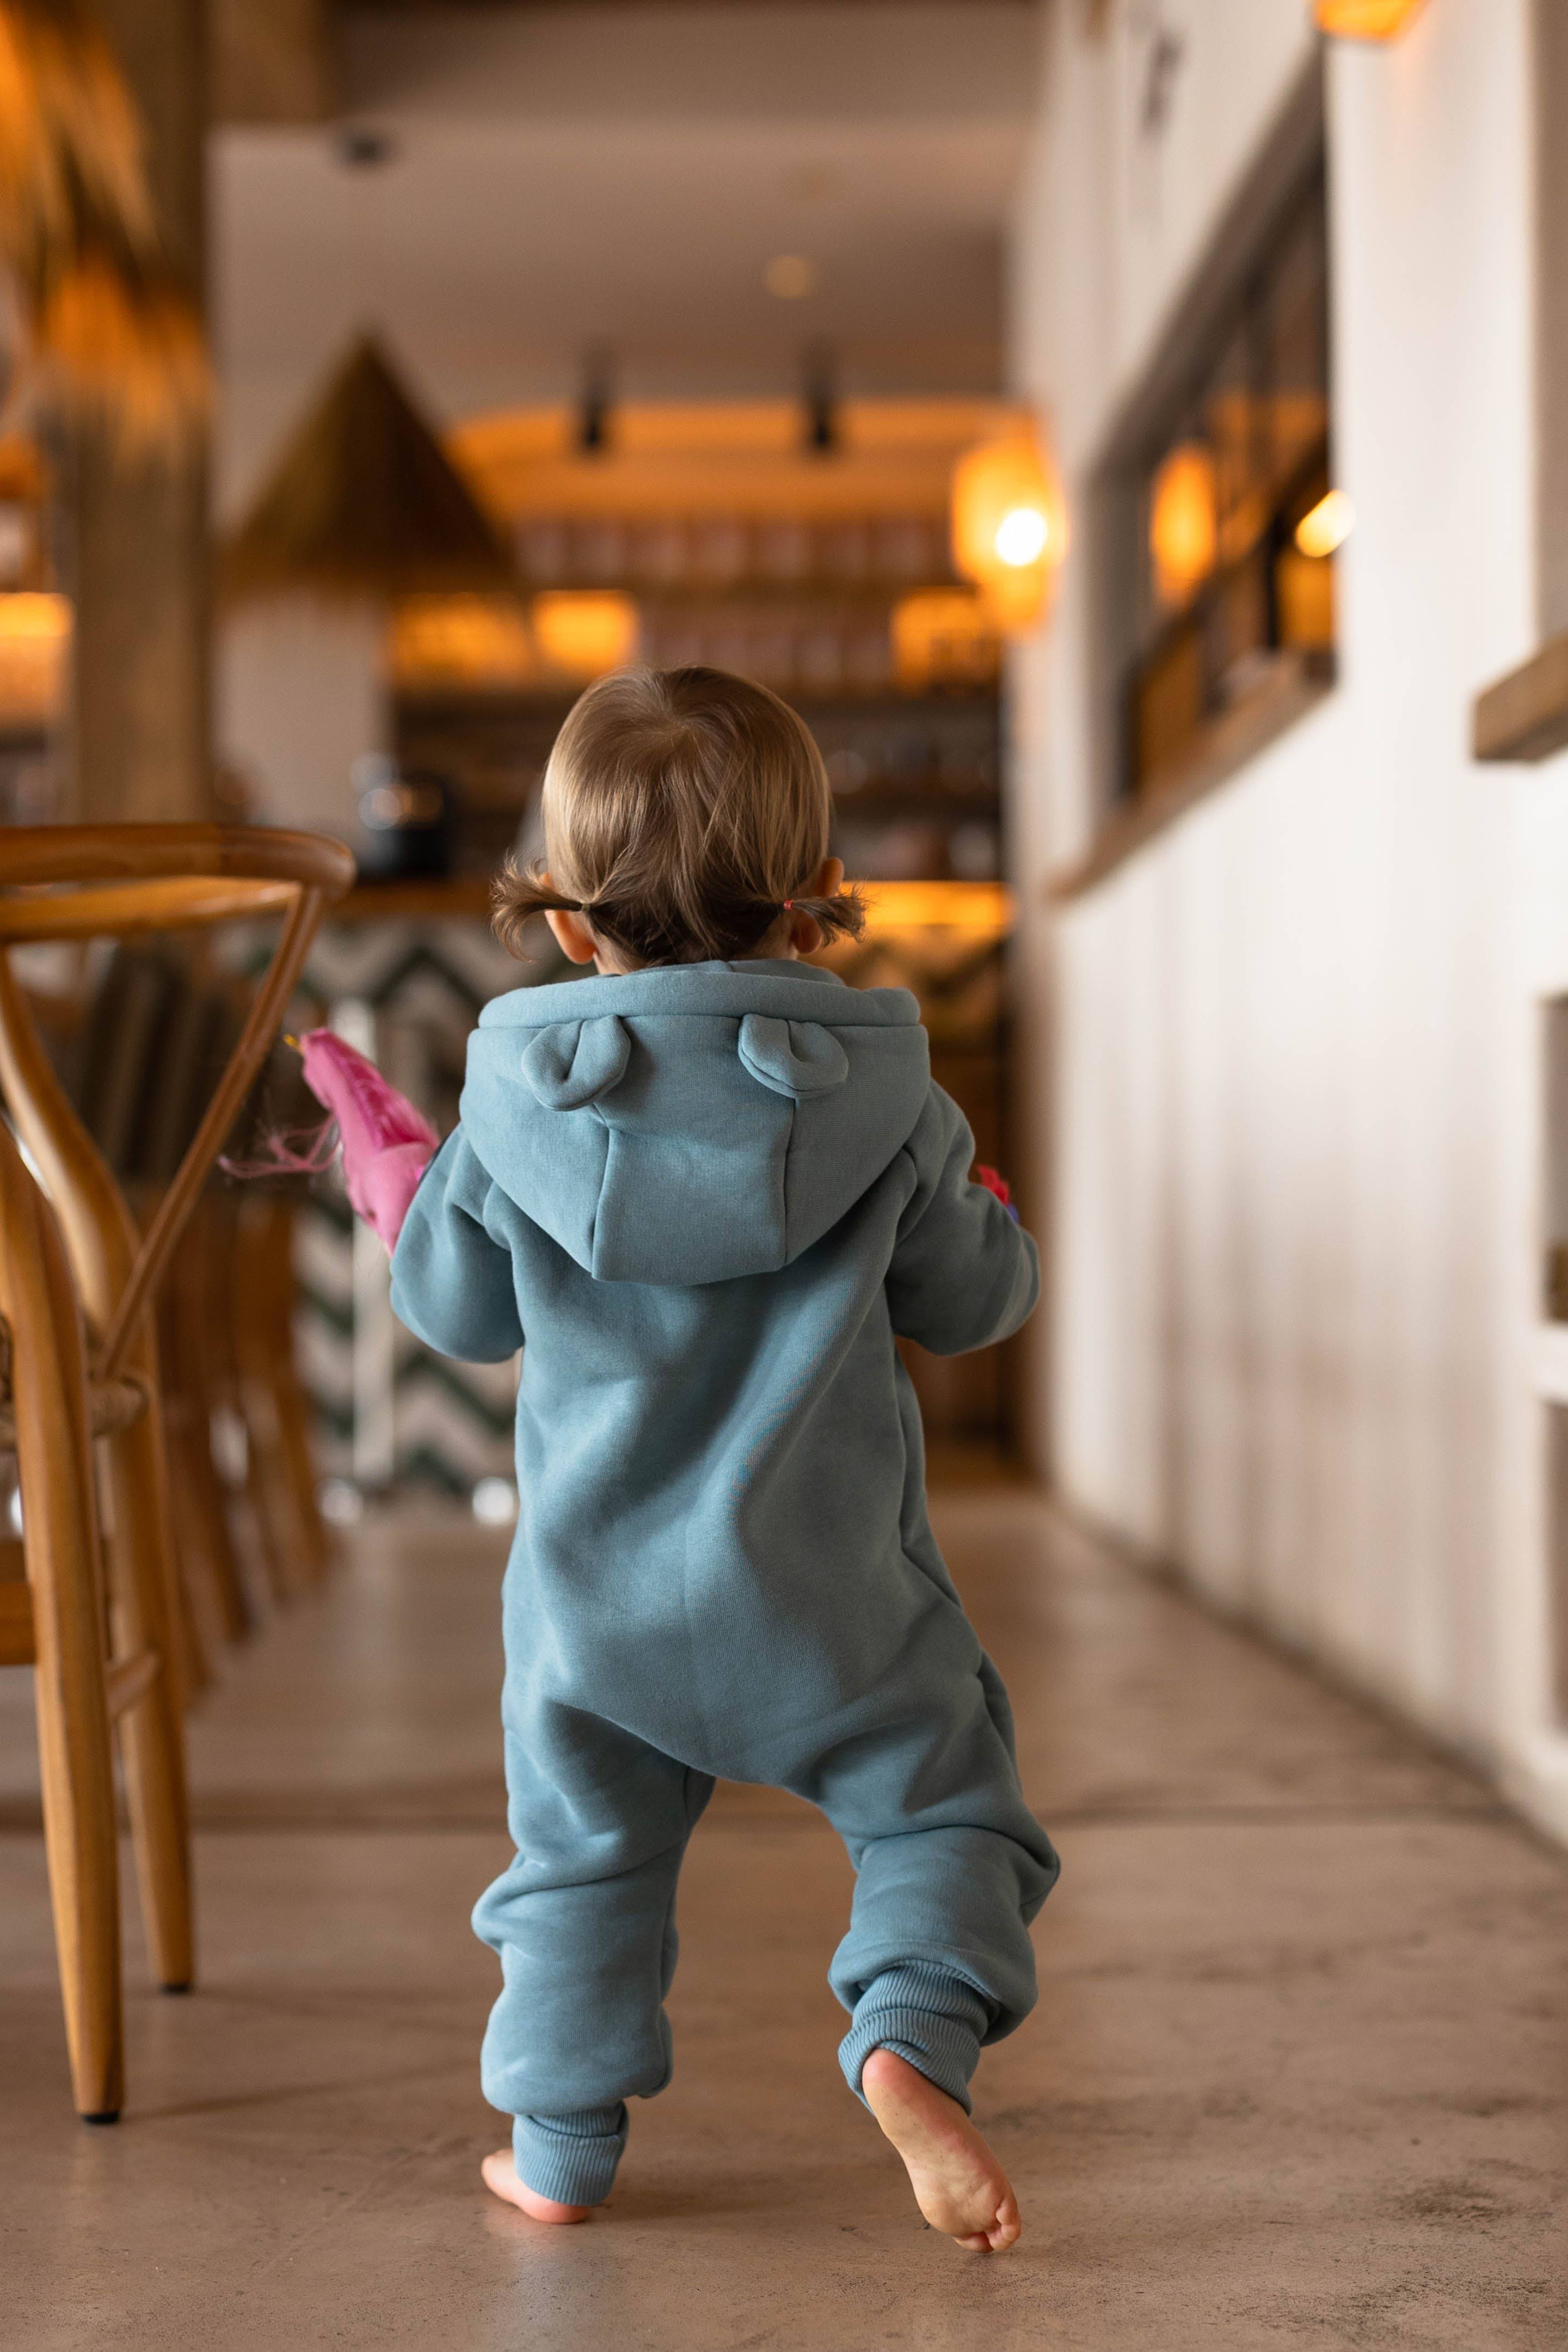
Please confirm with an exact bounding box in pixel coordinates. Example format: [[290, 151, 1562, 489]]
[[974, 1164, 1020, 1224], [297, 1030, 440, 1253]]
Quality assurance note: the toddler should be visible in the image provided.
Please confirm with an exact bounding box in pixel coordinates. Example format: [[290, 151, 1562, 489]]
[[388, 667, 1059, 2250]]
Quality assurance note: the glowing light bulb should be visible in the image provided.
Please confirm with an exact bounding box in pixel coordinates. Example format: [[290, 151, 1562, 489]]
[[1295, 489, 1354, 560], [994, 507, 1048, 568], [950, 425, 1066, 634]]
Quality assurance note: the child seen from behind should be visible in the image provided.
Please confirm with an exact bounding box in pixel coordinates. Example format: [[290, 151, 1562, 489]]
[[386, 667, 1058, 2249]]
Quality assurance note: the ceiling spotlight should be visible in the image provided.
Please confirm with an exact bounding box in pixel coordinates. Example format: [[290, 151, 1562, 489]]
[[765, 254, 818, 301], [334, 126, 397, 170], [802, 339, 838, 456]]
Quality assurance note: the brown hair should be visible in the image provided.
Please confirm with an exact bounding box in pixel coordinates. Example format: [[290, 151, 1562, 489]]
[[492, 666, 865, 967]]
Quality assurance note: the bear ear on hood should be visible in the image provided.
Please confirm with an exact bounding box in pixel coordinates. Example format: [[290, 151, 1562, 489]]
[[520, 1016, 631, 1109], [737, 1014, 849, 1101]]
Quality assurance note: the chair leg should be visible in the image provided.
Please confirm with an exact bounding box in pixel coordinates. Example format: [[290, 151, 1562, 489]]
[[6, 1172, 124, 2118], [210, 1194, 294, 1607], [235, 1195, 324, 1595], [262, 1200, 334, 1587], [171, 1205, 254, 1639], [161, 1238, 250, 1644], [102, 1397, 195, 1993]]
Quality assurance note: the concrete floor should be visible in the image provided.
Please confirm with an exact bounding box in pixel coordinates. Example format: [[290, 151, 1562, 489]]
[[2, 1485, 1565, 2349]]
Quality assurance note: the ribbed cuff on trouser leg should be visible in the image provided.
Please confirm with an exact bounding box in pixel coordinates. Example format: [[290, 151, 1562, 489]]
[[838, 1962, 992, 2116], [512, 2103, 629, 2206]]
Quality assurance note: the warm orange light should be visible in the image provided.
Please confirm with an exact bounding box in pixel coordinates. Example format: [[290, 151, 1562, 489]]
[[856, 880, 1014, 938], [890, 589, 1000, 692], [1314, 0, 1426, 38], [532, 591, 640, 680], [1294, 488, 1354, 560], [390, 594, 535, 690], [1149, 442, 1217, 608], [0, 591, 71, 725], [0, 591, 71, 641], [950, 427, 1066, 635]]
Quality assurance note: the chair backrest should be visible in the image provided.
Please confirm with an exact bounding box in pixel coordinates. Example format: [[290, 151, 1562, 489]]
[[0, 825, 354, 1382]]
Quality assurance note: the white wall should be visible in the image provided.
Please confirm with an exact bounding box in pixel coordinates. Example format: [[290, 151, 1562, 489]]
[[1009, 0, 1566, 1825], [216, 599, 386, 834]]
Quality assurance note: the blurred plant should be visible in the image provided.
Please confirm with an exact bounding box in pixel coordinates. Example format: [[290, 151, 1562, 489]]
[[0, 0, 206, 454]]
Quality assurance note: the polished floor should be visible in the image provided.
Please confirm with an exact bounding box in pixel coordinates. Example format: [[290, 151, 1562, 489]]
[[2, 1486, 1565, 2349]]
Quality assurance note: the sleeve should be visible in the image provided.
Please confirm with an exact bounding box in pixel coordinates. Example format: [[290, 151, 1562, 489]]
[[388, 1126, 525, 1364], [883, 1083, 1040, 1357]]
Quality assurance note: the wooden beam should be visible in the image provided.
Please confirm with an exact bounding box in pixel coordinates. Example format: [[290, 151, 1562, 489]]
[[69, 0, 213, 825], [212, 0, 334, 126]]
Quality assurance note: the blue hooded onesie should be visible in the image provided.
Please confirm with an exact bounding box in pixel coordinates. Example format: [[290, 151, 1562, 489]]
[[391, 957, 1059, 2207]]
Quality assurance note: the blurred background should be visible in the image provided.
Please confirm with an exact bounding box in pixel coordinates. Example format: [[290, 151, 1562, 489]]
[[1, 0, 1565, 1850]]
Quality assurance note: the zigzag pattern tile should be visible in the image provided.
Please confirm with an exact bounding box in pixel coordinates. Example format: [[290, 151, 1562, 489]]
[[281, 920, 554, 1494], [394, 1380, 518, 1487], [299, 926, 525, 1015]]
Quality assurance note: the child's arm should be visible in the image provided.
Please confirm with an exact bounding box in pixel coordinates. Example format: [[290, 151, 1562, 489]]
[[884, 1084, 1039, 1356], [389, 1127, 524, 1364]]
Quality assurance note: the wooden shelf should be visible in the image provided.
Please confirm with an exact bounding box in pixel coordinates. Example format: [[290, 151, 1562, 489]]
[[1474, 632, 1568, 764]]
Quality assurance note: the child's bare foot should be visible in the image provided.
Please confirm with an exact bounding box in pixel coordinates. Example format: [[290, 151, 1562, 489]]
[[481, 2147, 593, 2225], [860, 2048, 1020, 2252]]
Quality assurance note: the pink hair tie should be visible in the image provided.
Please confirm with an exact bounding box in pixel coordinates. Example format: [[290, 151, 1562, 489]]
[[783, 899, 796, 910]]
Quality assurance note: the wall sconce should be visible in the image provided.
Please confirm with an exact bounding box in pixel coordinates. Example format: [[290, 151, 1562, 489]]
[[950, 425, 1067, 635], [1313, 0, 1427, 38], [1148, 440, 1217, 608]]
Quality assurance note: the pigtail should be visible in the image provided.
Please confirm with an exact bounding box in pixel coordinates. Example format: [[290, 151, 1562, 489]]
[[786, 883, 867, 949], [492, 855, 585, 962]]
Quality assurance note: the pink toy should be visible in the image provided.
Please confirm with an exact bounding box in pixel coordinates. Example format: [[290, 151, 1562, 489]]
[[297, 1029, 440, 1252]]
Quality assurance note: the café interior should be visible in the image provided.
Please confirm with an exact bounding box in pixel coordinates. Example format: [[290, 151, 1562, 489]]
[[0, 4, 1565, 2345]]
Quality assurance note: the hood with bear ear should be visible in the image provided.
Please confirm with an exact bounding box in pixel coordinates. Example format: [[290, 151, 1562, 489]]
[[459, 959, 930, 1285]]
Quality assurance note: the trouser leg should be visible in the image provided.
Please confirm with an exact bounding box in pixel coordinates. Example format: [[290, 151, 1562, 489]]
[[472, 1709, 712, 2204], [792, 1648, 1059, 2114], [836, 1961, 993, 2111]]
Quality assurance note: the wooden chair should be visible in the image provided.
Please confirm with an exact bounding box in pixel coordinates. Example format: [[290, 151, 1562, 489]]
[[0, 825, 353, 2118], [0, 1128, 127, 2118], [231, 1190, 335, 1593]]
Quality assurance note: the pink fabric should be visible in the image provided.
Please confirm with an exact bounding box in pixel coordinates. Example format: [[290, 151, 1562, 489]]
[[974, 1163, 1011, 1208], [298, 1029, 440, 1252]]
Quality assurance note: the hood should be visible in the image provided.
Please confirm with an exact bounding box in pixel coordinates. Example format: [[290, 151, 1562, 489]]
[[460, 960, 929, 1284]]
